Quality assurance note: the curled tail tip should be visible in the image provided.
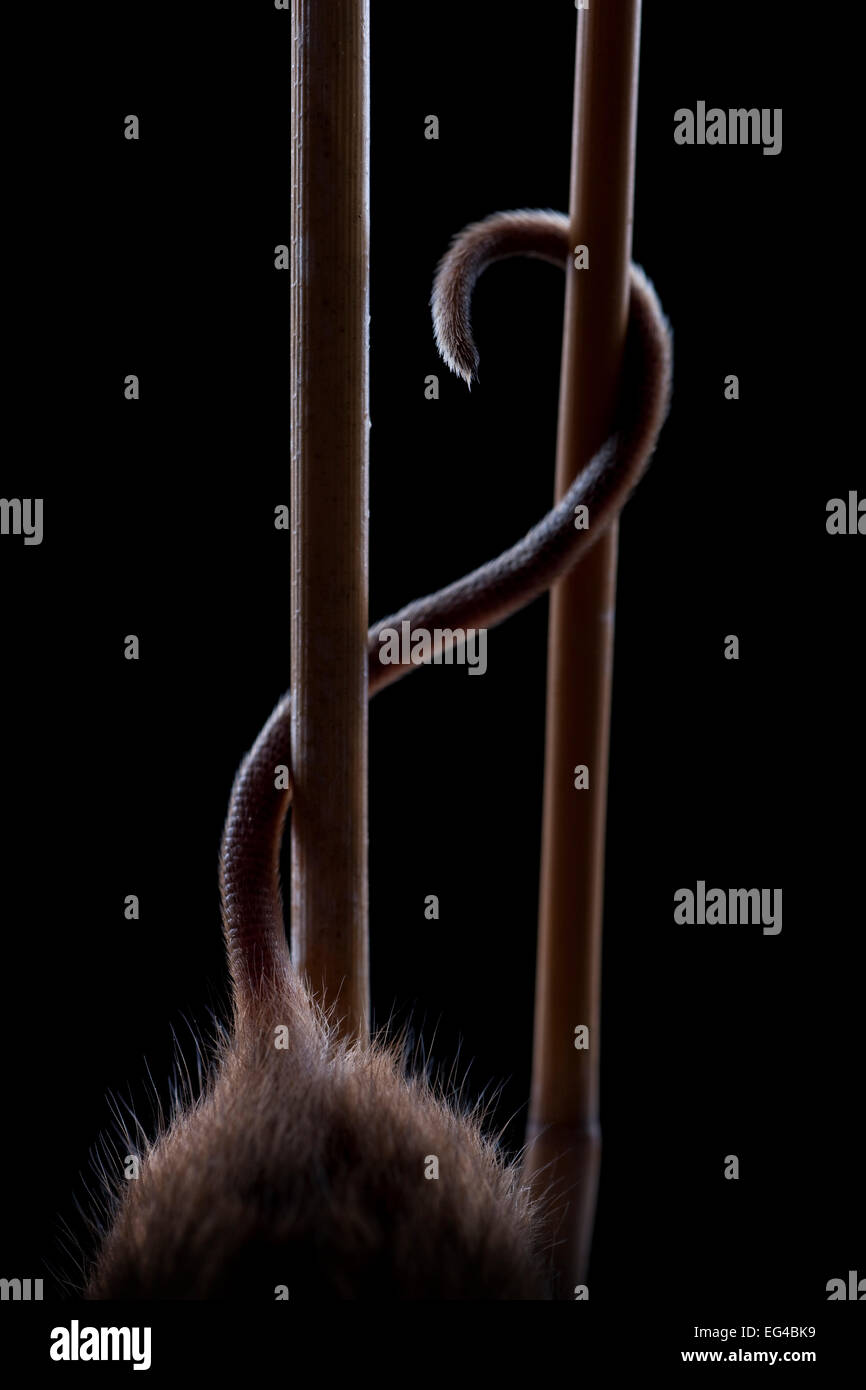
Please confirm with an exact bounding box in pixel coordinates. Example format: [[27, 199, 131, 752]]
[[431, 206, 570, 389]]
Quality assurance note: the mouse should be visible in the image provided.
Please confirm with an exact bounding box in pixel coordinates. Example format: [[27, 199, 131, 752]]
[[80, 210, 671, 1301]]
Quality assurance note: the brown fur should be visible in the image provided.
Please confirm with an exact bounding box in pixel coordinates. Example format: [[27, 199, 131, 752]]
[[85, 976, 548, 1299]]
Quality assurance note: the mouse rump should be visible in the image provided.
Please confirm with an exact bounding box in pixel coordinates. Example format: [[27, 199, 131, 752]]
[[84, 974, 550, 1300]]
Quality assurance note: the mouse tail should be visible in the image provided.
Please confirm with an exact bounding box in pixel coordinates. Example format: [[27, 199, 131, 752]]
[[219, 693, 297, 1019], [219, 210, 671, 1020]]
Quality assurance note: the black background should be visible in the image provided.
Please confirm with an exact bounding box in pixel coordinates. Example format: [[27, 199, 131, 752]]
[[2, 0, 863, 1361]]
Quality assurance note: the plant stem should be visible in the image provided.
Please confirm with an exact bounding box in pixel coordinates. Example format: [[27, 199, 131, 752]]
[[290, 0, 370, 1040], [524, 0, 643, 1295]]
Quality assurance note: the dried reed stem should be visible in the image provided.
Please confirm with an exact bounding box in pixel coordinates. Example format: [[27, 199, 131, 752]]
[[524, 0, 643, 1294], [290, 1, 370, 1040]]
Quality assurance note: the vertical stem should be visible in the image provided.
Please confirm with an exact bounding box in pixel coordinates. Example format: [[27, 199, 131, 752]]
[[524, 1, 642, 1293], [290, 1, 370, 1039]]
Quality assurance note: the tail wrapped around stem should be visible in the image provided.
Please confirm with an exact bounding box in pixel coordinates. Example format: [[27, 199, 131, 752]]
[[221, 208, 673, 1014]]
